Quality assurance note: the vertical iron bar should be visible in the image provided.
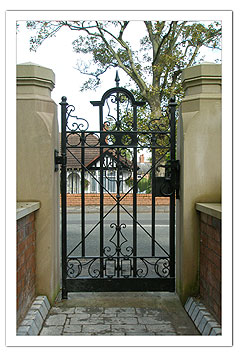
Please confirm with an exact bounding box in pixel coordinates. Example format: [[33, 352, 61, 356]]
[[169, 194, 175, 278], [151, 134, 156, 256], [71, 171, 73, 193], [99, 106, 104, 277], [169, 97, 177, 279], [133, 105, 138, 277], [116, 92, 121, 277], [60, 96, 68, 299], [81, 132, 85, 257]]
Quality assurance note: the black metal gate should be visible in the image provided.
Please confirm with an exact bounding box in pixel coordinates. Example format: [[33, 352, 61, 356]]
[[56, 74, 179, 299]]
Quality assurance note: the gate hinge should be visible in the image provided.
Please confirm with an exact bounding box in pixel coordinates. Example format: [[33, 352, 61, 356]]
[[54, 150, 66, 172]]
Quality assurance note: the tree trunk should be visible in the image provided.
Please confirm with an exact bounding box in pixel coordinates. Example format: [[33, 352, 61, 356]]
[[147, 95, 162, 120]]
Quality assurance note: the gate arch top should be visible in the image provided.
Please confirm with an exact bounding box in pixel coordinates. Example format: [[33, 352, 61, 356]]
[[90, 72, 146, 108], [90, 86, 146, 108]]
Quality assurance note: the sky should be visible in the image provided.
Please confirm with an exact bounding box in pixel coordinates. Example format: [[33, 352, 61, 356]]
[[16, 20, 221, 133]]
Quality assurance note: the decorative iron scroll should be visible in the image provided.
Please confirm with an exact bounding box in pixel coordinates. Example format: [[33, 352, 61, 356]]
[[104, 93, 133, 132], [66, 104, 89, 132], [67, 256, 170, 279]]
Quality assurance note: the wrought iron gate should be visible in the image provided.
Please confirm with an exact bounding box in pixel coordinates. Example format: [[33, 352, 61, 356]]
[[56, 74, 179, 299]]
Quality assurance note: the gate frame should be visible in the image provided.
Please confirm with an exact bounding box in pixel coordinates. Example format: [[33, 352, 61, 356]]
[[58, 83, 178, 299]]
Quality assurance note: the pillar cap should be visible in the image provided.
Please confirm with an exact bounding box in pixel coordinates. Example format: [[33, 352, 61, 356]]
[[182, 63, 221, 95], [182, 62, 221, 81], [17, 62, 55, 91]]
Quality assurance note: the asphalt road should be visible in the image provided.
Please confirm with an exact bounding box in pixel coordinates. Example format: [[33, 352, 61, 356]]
[[66, 210, 170, 258]]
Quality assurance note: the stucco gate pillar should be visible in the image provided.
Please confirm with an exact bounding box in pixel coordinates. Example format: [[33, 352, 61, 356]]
[[176, 63, 222, 304], [17, 62, 60, 304]]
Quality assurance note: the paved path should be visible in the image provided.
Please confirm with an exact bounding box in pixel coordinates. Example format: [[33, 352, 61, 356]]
[[40, 292, 200, 336]]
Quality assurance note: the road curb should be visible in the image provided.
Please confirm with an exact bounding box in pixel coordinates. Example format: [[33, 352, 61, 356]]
[[17, 296, 50, 336], [184, 297, 221, 335]]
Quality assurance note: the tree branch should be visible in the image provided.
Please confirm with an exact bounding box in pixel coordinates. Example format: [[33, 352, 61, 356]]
[[94, 22, 148, 95], [152, 21, 175, 65], [187, 44, 201, 67], [118, 21, 129, 40], [144, 21, 155, 45]]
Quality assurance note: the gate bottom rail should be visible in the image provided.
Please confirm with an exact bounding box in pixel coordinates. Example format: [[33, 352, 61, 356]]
[[64, 277, 175, 293]]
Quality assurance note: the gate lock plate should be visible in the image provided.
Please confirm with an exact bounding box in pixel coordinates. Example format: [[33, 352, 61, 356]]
[[155, 160, 180, 199]]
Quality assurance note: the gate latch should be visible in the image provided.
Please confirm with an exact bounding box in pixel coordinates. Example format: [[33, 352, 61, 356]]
[[54, 150, 66, 172], [155, 160, 180, 199]]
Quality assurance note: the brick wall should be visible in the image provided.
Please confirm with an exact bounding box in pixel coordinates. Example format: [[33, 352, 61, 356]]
[[17, 213, 36, 326], [64, 193, 170, 207], [199, 212, 221, 324]]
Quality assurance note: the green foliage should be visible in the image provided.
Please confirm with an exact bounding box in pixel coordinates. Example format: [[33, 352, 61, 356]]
[[125, 176, 152, 193], [125, 177, 133, 188], [138, 177, 152, 194]]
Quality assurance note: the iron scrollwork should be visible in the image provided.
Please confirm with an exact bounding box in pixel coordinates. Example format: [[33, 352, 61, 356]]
[[66, 104, 89, 132], [66, 256, 170, 279]]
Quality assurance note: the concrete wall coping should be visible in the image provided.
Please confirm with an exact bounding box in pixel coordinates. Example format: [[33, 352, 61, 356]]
[[196, 202, 221, 220], [17, 202, 41, 220]]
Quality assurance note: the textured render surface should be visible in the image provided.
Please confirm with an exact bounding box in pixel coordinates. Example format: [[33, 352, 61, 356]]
[[184, 297, 221, 336], [17, 63, 60, 304], [176, 63, 222, 303]]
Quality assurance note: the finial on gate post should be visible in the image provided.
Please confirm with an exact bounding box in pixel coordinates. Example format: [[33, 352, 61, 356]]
[[115, 70, 120, 87], [60, 96, 68, 105]]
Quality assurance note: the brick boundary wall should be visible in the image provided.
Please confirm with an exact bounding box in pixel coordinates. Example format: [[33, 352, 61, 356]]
[[199, 212, 221, 324], [17, 213, 36, 326], [63, 193, 170, 207]]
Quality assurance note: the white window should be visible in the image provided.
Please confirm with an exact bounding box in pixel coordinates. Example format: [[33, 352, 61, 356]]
[[90, 170, 97, 193], [67, 172, 80, 194], [107, 170, 116, 193]]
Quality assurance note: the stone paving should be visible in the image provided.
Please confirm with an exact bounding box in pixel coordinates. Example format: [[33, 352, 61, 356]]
[[39, 292, 200, 336]]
